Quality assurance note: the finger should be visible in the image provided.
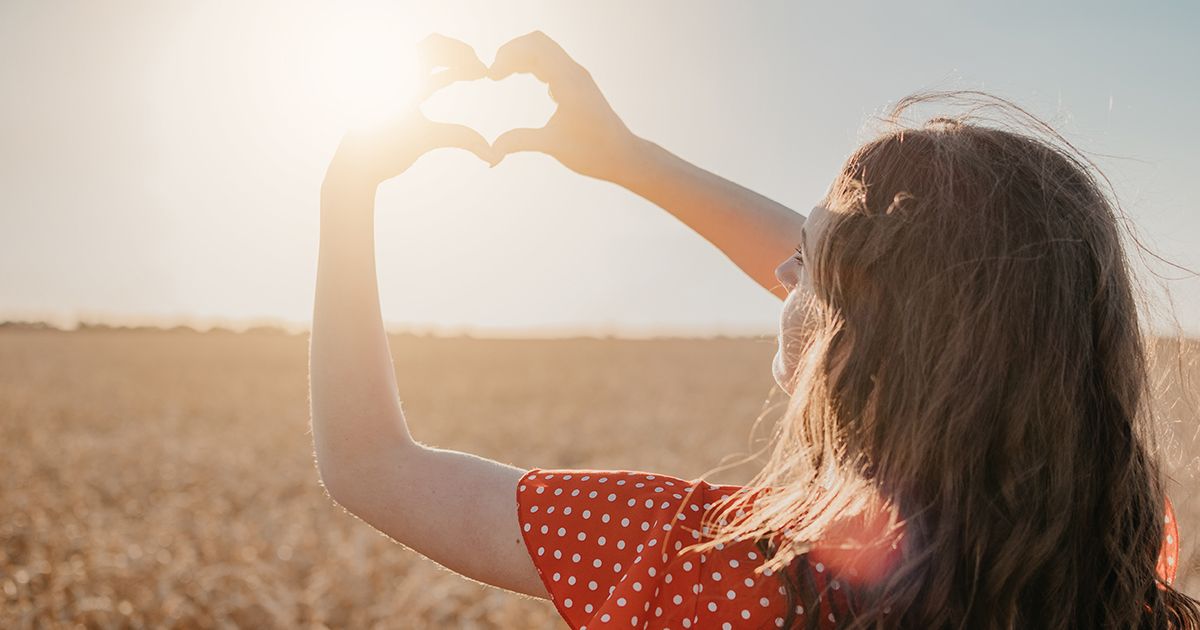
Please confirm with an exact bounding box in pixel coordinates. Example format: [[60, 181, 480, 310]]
[[488, 30, 573, 85], [417, 33, 486, 80], [491, 127, 550, 164], [426, 122, 495, 165]]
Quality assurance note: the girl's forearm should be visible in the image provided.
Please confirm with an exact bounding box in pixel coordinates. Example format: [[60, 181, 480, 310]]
[[310, 178, 414, 491], [615, 137, 807, 300]]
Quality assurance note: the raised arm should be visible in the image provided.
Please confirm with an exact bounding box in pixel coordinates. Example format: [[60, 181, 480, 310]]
[[488, 31, 807, 300], [309, 35, 548, 599]]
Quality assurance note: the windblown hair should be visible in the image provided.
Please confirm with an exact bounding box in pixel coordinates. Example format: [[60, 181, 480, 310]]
[[691, 92, 1200, 628]]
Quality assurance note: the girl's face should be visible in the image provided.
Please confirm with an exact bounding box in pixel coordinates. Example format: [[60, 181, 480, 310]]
[[772, 204, 830, 394]]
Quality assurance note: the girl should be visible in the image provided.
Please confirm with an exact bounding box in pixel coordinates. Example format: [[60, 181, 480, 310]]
[[309, 32, 1198, 628]]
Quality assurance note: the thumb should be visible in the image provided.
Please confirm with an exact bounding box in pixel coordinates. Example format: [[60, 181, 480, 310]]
[[491, 127, 551, 165], [427, 122, 495, 165]]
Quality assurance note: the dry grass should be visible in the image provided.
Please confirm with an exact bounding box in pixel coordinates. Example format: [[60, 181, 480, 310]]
[[0, 328, 1196, 628]]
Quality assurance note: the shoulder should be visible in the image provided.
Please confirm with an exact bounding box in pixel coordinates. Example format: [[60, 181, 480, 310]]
[[515, 468, 839, 629]]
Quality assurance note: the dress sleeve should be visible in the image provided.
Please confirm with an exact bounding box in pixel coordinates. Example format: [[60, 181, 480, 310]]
[[1157, 495, 1180, 587], [516, 467, 736, 629]]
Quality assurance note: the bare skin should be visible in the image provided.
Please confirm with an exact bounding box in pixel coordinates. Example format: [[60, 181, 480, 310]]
[[309, 32, 811, 599]]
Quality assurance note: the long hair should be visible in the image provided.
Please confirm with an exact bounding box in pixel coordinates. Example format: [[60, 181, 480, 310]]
[[690, 92, 1200, 628]]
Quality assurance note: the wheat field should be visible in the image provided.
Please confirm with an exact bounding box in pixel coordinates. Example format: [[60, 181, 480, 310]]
[[1, 328, 1197, 628]]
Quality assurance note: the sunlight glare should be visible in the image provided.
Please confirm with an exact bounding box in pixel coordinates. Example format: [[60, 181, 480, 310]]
[[312, 24, 422, 130]]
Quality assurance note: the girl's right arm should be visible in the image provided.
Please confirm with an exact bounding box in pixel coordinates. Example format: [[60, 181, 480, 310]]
[[488, 31, 807, 301]]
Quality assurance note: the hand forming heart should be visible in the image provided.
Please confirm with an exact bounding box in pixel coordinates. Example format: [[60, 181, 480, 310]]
[[325, 31, 645, 190]]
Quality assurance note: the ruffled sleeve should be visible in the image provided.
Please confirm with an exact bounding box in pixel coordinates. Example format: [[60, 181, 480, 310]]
[[1157, 495, 1180, 587], [516, 468, 711, 628], [515, 468, 835, 629]]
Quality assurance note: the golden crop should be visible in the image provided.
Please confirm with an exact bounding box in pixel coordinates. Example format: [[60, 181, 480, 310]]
[[1, 329, 1195, 628]]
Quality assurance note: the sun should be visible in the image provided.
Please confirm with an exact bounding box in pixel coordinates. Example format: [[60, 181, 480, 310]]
[[310, 23, 424, 130]]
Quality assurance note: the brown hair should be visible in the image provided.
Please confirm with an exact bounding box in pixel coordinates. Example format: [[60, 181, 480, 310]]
[[692, 92, 1200, 628]]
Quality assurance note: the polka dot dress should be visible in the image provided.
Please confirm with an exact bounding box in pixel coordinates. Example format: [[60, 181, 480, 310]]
[[516, 468, 1181, 629]]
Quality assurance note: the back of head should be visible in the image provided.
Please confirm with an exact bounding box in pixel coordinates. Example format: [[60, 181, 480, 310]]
[[700, 91, 1200, 629]]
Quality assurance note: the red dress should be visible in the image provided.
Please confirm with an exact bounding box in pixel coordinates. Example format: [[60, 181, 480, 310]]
[[516, 468, 1181, 630]]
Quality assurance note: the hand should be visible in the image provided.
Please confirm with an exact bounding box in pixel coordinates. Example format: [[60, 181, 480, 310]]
[[488, 31, 643, 183], [324, 35, 495, 191]]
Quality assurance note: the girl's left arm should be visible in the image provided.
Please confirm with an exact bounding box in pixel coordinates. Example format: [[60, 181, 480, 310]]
[[308, 35, 549, 600]]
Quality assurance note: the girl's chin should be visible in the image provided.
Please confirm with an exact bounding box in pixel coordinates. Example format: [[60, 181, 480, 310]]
[[771, 350, 793, 395]]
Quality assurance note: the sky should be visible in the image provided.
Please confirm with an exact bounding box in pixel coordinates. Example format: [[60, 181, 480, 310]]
[[1, 1, 1198, 337]]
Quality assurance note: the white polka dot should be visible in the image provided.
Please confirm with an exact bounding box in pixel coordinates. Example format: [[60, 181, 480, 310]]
[[593, 559, 602, 568], [554, 488, 563, 496], [617, 540, 626, 550], [586, 603, 594, 613], [571, 553, 581, 563], [713, 571, 723, 581], [682, 619, 692, 628], [726, 590, 736, 600], [729, 559, 739, 568], [536, 487, 545, 494], [621, 517, 631, 527], [563, 598, 572, 608], [552, 572, 560, 582], [633, 581, 642, 591], [744, 577, 755, 587], [617, 597, 627, 607], [1168, 535, 1174, 544], [588, 580, 598, 590], [608, 493, 618, 502], [648, 567, 657, 577], [582, 510, 592, 519], [598, 536, 607, 546], [722, 623, 732, 630], [645, 499, 655, 508], [537, 547, 544, 556], [683, 561, 693, 571], [631, 616, 638, 626], [627, 498, 637, 507], [557, 527, 567, 537], [707, 602, 718, 612], [815, 562, 825, 572], [665, 573, 673, 584], [602, 513, 611, 523], [655, 607, 663, 617], [553, 550, 562, 559], [568, 575, 576, 585], [673, 594, 684, 605], [641, 522, 651, 531], [523, 523, 531, 532], [776, 618, 785, 627], [564, 506, 573, 514], [614, 563, 623, 572], [540, 525, 549, 534], [760, 597, 770, 607], [601, 613, 611, 622], [741, 610, 751, 620], [588, 491, 598, 499], [530, 505, 538, 513]]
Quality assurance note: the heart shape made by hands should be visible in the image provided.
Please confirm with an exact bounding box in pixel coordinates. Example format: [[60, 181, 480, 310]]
[[419, 73, 556, 145]]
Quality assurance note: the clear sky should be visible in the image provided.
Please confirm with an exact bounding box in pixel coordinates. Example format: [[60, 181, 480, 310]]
[[2, 1, 1197, 336]]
